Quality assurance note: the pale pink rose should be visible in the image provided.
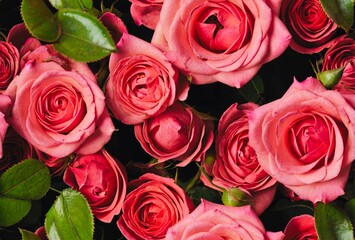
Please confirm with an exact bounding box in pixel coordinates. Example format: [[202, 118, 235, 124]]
[[0, 41, 20, 90], [129, 0, 164, 30], [0, 127, 34, 173], [280, 0, 338, 54], [0, 94, 11, 159], [201, 102, 277, 215], [5, 61, 114, 158], [134, 102, 214, 166], [106, 33, 189, 125], [152, 0, 291, 88], [284, 215, 317, 240], [63, 149, 127, 223], [249, 77, 355, 203], [322, 36, 355, 94], [166, 199, 284, 240], [117, 173, 194, 240]]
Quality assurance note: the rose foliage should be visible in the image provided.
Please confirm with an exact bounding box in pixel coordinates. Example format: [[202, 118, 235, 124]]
[[0, 0, 355, 239]]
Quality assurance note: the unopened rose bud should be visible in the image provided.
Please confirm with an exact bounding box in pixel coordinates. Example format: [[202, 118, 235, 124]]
[[318, 66, 345, 89], [222, 187, 253, 207]]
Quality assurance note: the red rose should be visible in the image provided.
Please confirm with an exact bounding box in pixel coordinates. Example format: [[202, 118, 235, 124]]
[[106, 33, 189, 125], [0, 41, 19, 90], [280, 0, 338, 54], [5, 61, 114, 158], [117, 173, 194, 240], [166, 199, 284, 239], [284, 215, 318, 240], [129, 0, 164, 29], [152, 0, 291, 87], [63, 149, 127, 223], [322, 36, 355, 94], [201, 102, 277, 215], [0, 94, 11, 159], [134, 102, 214, 166], [1, 127, 34, 172], [249, 77, 355, 203]]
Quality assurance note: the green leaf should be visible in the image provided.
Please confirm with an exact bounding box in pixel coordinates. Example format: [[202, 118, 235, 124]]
[[48, 0, 93, 10], [0, 197, 31, 227], [19, 228, 41, 240], [237, 75, 264, 104], [221, 187, 253, 207], [345, 198, 355, 227], [317, 67, 345, 89], [320, 0, 354, 31], [0, 159, 50, 200], [54, 9, 116, 62], [315, 202, 354, 240], [21, 0, 61, 42], [45, 188, 94, 240]]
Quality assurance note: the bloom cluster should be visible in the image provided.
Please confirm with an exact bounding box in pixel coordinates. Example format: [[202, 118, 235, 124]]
[[0, 0, 355, 239]]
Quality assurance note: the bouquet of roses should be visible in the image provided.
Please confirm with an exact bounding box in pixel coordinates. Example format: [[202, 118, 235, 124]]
[[0, 0, 354, 239]]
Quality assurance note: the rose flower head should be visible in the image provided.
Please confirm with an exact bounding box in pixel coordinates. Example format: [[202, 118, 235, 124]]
[[280, 0, 339, 54], [64, 149, 127, 223], [0, 41, 20, 90], [0, 94, 12, 159], [152, 0, 291, 88], [117, 173, 194, 240], [284, 214, 318, 240], [5, 60, 115, 158], [106, 33, 189, 125], [134, 102, 214, 167], [322, 36, 355, 94], [201, 102, 277, 215], [129, 0, 164, 30], [166, 199, 284, 239], [249, 77, 355, 203]]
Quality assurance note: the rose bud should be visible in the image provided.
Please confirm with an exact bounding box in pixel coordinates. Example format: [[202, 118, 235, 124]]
[[63, 149, 127, 223], [117, 173, 194, 240], [249, 77, 355, 203], [106, 33, 189, 125], [280, 0, 338, 54], [0, 41, 20, 90], [134, 102, 214, 167], [284, 215, 318, 240], [166, 199, 284, 239]]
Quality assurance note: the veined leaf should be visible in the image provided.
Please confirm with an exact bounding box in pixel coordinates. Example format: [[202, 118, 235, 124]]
[[315, 202, 353, 240], [45, 188, 94, 240], [54, 9, 116, 62], [320, 0, 354, 31], [0, 197, 31, 227], [21, 0, 61, 42], [48, 0, 93, 10], [0, 159, 50, 200]]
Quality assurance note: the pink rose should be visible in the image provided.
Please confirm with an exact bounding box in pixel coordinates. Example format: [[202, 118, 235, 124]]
[[117, 173, 194, 240], [249, 77, 355, 203], [0, 94, 11, 159], [5, 61, 114, 158], [201, 102, 277, 215], [1, 127, 34, 173], [284, 215, 317, 240], [129, 0, 163, 29], [0, 41, 20, 90], [280, 0, 338, 54], [166, 199, 284, 239], [134, 102, 214, 167], [322, 36, 355, 94], [99, 12, 128, 44], [63, 149, 127, 223], [152, 0, 291, 88], [106, 33, 189, 125]]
